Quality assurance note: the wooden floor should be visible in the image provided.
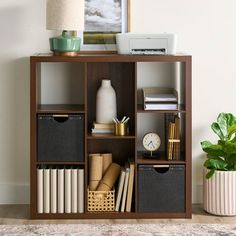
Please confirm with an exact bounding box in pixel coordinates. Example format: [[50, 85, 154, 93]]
[[0, 204, 236, 225]]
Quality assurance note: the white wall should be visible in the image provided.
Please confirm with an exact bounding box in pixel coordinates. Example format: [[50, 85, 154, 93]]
[[0, 0, 236, 204]]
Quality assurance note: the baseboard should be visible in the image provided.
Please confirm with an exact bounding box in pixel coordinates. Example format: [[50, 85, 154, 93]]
[[0, 183, 29, 204]]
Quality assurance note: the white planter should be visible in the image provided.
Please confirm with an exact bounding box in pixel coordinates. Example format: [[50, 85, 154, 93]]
[[204, 168, 236, 216], [96, 80, 117, 124]]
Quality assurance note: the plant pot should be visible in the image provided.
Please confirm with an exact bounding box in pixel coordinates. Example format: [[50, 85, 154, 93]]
[[204, 168, 236, 216]]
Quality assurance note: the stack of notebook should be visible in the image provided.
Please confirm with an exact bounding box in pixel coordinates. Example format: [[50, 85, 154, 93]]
[[143, 87, 178, 110]]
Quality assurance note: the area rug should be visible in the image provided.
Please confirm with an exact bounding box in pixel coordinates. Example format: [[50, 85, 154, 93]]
[[0, 223, 236, 236]]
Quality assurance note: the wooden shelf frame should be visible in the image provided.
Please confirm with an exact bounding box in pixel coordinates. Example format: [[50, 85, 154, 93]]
[[30, 54, 192, 219]]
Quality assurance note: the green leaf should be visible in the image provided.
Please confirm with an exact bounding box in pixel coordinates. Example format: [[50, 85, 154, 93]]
[[222, 141, 236, 155], [227, 124, 236, 140], [226, 154, 236, 170], [201, 140, 213, 148], [203, 158, 227, 170], [211, 122, 224, 140], [211, 113, 236, 140], [216, 113, 236, 139], [206, 169, 215, 179], [201, 141, 224, 157]]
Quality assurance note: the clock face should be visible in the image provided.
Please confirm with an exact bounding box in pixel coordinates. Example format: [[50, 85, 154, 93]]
[[142, 132, 161, 152]]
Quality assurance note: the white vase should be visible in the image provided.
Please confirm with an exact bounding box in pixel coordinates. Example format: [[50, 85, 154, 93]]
[[204, 168, 236, 216], [96, 80, 117, 124]]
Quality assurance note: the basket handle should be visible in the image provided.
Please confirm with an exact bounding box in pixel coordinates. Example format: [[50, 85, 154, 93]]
[[94, 192, 108, 199]]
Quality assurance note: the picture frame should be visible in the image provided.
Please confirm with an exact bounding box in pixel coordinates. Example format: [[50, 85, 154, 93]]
[[80, 0, 130, 52]]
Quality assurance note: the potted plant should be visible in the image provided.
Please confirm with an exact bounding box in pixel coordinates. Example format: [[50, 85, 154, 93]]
[[201, 112, 236, 215]]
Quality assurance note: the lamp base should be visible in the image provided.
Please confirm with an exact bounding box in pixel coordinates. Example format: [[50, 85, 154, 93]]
[[49, 31, 81, 56]]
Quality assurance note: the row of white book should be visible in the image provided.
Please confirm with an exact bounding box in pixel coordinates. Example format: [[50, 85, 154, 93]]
[[37, 167, 84, 214], [115, 161, 135, 212]]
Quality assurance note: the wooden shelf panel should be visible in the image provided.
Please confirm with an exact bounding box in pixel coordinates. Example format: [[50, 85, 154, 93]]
[[137, 104, 186, 113], [137, 151, 186, 164], [31, 54, 192, 63], [31, 211, 188, 219], [87, 134, 136, 139], [37, 104, 85, 113], [36, 161, 85, 165]]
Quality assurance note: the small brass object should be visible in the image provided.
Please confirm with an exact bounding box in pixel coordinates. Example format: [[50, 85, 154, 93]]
[[114, 123, 128, 136]]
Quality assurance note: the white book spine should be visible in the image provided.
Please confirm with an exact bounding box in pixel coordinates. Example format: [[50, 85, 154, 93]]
[[115, 170, 126, 212], [58, 169, 64, 214], [71, 169, 78, 213], [65, 169, 72, 213], [50, 168, 57, 213], [43, 168, 50, 213], [37, 168, 43, 214], [78, 169, 84, 213], [121, 169, 130, 212]]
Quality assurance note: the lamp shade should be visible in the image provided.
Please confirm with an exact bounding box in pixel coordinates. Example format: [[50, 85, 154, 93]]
[[46, 0, 84, 31]]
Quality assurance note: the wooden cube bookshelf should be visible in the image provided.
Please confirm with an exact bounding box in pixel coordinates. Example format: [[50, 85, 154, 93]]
[[30, 54, 192, 219]]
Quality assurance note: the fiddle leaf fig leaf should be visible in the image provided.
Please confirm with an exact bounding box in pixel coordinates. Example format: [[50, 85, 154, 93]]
[[206, 169, 215, 179], [227, 124, 236, 141], [204, 158, 227, 170], [201, 141, 224, 157], [217, 113, 236, 137], [226, 154, 236, 170], [222, 141, 236, 155], [211, 122, 224, 140]]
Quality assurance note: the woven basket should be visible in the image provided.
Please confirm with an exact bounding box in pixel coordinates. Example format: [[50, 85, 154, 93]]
[[87, 188, 115, 212]]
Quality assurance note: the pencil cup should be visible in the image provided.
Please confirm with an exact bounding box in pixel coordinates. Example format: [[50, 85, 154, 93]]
[[114, 123, 129, 136]]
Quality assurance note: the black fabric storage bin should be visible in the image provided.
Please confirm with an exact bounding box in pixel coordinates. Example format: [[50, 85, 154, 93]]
[[37, 114, 84, 162], [138, 165, 185, 212]]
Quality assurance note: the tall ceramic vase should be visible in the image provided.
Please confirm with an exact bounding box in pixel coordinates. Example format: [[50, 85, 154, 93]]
[[96, 80, 117, 124]]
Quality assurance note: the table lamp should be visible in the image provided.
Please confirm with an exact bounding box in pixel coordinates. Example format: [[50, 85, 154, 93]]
[[46, 0, 84, 56]]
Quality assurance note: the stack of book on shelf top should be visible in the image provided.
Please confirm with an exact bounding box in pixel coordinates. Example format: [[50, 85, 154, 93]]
[[91, 122, 114, 134], [115, 159, 135, 212], [143, 87, 178, 110], [167, 115, 181, 160]]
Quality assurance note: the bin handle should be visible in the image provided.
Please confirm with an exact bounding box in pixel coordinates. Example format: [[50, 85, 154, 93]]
[[153, 165, 169, 168], [94, 192, 108, 199], [53, 114, 69, 117]]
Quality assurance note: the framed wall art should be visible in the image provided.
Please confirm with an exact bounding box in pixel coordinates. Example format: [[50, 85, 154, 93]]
[[80, 0, 130, 52]]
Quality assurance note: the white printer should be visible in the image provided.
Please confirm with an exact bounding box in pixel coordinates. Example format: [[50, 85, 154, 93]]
[[116, 33, 177, 55]]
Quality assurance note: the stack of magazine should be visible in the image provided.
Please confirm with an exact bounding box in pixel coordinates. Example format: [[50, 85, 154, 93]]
[[143, 87, 178, 110]]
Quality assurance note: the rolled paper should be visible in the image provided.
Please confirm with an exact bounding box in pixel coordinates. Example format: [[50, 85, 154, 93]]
[[97, 163, 121, 191], [89, 153, 100, 170], [89, 154, 103, 190], [102, 153, 112, 175]]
